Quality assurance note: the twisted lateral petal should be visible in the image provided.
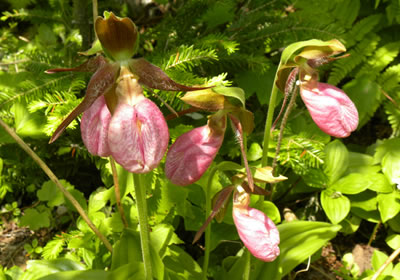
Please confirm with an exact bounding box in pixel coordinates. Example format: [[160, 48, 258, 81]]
[[165, 125, 224, 186], [49, 62, 119, 143], [129, 58, 211, 91], [233, 207, 280, 262], [300, 83, 358, 138], [108, 98, 169, 173], [81, 96, 112, 157]]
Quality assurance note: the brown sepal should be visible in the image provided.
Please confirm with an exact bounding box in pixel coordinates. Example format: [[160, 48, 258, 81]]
[[129, 58, 211, 92], [45, 56, 107, 74], [95, 12, 138, 61], [192, 186, 234, 244]]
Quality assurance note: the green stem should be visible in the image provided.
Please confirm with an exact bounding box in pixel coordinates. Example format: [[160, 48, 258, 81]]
[[133, 173, 153, 280], [258, 70, 280, 206], [261, 79, 279, 168], [368, 222, 381, 246], [110, 157, 129, 228], [92, 0, 98, 39], [202, 166, 219, 280], [0, 118, 113, 252], [243, 249, 251, 280]]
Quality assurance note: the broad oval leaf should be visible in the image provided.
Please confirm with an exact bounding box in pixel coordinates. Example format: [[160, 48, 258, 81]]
[[382, 150, 400, 185], [331, 173, 371, 194], [321, 189, 350, 224], [38, 270, 108, 280], [21, 259, 85, 280], [350, 190, 380, 223], [377, 191, 400, 222], [277, 221, 341, 277], [111, 228, 164, 280], [217, 161, 243, 172], [372, 250, 392, 276], [367, 173, 393, 193], [324, 140, 349, 184], [386, 232, 400, 250]]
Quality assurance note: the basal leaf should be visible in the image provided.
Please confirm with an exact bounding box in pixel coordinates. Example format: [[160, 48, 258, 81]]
[[378, 191, 400, 222], [331, 173, 371, 195], [38, 270, 108, 280], [321, 189, 351, 224], [324, 140, 349, 184], [253, 221, 341, 278]]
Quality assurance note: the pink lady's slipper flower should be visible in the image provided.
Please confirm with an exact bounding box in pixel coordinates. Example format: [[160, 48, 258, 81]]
[[232, 190, 280, 262], [300, 82, 358, 138], [80, 95, 112, 157], [47, 13, 208, 173], [80, 67, 169, 173], [165, 113, 226, 186]]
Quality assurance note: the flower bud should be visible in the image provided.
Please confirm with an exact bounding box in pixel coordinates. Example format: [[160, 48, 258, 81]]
[[108, 98, 169, 173], [300, 82, 358, 138], [165, 115, 226, 186], [80, 96, 112, 157], [233, 206, 280, 262]]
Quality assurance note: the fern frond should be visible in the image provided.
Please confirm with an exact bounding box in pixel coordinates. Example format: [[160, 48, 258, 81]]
[[356, 41, 400, 80], [328, 34, 380, 85], [42, 238, 65, 260], [378, 64, 400, 92], [385, 102, 400, 137], [342, 14, 383, 48], [279, 133, 326, 174], [0, 72, 75, 108], [386, 0, 400, 24], [199, 33, 240, 55], [164, 45, 218, 71], [1, 8, 61, 23], [44, 98, 81, 136]]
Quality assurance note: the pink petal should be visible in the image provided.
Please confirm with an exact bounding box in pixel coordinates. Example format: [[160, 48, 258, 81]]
[[81, 96, 112, 157], [233, 207, 280, 262], [165, 125, 224, 186], [300, 83, 358, 138], [108, 98, 169, 173]]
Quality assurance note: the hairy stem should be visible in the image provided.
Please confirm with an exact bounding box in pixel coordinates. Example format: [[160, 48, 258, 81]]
[[272, 84, 299, 173], [110, 157, 129, 228], [133, 173, 153, 280], [0, 118, 113, 252], [202, 166, 219, 280], [368, 222, 381, 246]]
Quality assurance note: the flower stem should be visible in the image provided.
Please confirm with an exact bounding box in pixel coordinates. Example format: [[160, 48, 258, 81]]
[[202, 166, 219, 280], [133, 173, 153, 280], [92, 0, 98, 39], [243, 249, 251, 280], [0, 118, 113, 252], [110, 157, 129, 228], [258, 71, 280, 206], [261, 77, 280, 168], [272, 84, 299, 173]]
